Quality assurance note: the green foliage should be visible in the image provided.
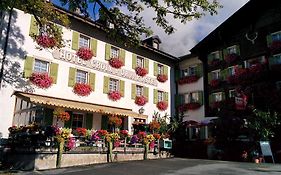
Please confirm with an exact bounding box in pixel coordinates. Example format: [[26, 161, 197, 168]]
[[1, 0, 221, 47]]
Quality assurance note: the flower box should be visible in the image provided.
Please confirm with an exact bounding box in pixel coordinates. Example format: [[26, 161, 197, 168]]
[[29, 72, 53, 88], [76, 47, 93, 60], [135, 67, 148, 77], [108, 91, 122, 101], [157, 101, 168, 111], [210, 79, 220, 88], [209, 59, 221, 67], [269, 40, 281, 54], [73, 83, 92, 96], [178, 75, 199, 85], [75, 127, 87, 137], [225, 53, 240, 64], [157, 74, 168, 83], [109, 58, 124, 69], [186, 102, 201, 110], [36, 35, 57, 49], [135, 95, 148, 106]]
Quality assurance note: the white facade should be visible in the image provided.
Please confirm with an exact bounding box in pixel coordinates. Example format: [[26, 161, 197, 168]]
[[0, 9, 174, 138]]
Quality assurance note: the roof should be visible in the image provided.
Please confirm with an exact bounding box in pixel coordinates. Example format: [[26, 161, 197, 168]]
[[178, 53, 198, 61]]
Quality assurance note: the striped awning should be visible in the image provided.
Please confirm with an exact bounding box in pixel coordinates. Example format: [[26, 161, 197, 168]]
[[14, 92, 147, 119]]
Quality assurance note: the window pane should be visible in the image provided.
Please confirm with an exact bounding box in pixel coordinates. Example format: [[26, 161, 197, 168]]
[[79, 35, 90, 48], [72, 114, 83, 129], [227, 46, 236, 54], [182, 69, 188, 77], [136, 85, 143, 96], [184, 94, 189, 104], [158, 91, 164, 102], [274, 54, 281, 64], [76, 70, 87, 83], [191, 92, 199, 102], [229, 90, 235, 98], [109, 79, 119, 91], [212, 71, 220, 79], [111, 47, 119, 58], [158, 64, 164, 74], [34, 59, 48, 73], [214, 93, 222, 102], [272, 32, 281, 41], [189, 67, 196, 76], [136, 57, 144, 68]]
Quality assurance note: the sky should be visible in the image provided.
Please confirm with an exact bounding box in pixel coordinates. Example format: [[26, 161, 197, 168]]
[[139, 0, 250, 57]]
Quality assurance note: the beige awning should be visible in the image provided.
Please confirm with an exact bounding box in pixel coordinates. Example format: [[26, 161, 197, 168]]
[[14, 92, 147, 119]]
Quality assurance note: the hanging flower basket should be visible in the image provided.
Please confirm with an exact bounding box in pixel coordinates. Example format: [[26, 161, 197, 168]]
[[135, 67, 148, 77], [108, 115, 122, 127], [157, 74, 168, 83], [210, 79, 220, 88], [73, 83, 92, 96], [135, 95, 148, 106], [76, 47, 93, 60], [53, 108, 70, 122], [178, 75, 199, 85], [269, 40, 281, 54], [186, 102, 201, 110], [108, 91, 122, 101], [157, 101, 168, 111], [36, 35, 57, 49], [29, 72, 53, 88], [109, 58, 124, 69], [225, 53, 240, 63]]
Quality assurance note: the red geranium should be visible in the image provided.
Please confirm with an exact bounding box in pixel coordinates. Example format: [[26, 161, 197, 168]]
[[108, 115, 122, 127], [186, 102, 201, 110], [73, 83, 92, 96], [109, 58, 124, 69], [157, 101, 168, 111], [97, 129, 108, 138], [135, 95, 148, 106], [269, 40, 281, 54], [108, 91, 122, 101], [210, 79, 220, 88], [29, 72, 53, 88], [137, 131, 146, 140], [76, 47, 93, 60], [149, 120, 161, 131], [225, 53, 240, 63], [119, 130, 129, 138], [153, 133, 161, 140], [210, 59, 221, 67], [36, 35, 56, 49], [135, 67, 148, 76], [75, 127, 87, 136], [157, 74, 168, 83], [178, 75, 199, 85]]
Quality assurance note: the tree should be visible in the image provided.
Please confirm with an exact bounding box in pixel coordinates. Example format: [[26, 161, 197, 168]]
[[1, 0, 221, 47]]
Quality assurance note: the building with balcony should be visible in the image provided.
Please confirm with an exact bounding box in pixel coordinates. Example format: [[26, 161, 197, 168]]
[[0, 7, 178, 138]]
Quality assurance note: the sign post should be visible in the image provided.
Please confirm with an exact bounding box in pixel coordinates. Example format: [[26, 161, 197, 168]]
[[259, 141, 275, 163]]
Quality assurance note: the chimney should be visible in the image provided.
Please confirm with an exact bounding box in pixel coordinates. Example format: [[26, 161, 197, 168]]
[[142, 35, 162, 49]]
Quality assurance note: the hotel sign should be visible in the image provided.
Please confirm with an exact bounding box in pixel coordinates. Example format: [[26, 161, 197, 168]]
[[52, 49, 158, 86]]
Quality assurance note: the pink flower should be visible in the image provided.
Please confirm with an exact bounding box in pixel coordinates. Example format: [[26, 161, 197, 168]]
[[157, 74, 168, 83], [135, 67, 148, 77], [108, 91, 122, 101], [186, 102, 201, 110], [29, 72, 53, 88], [178, 75, 199, 85], [73, 83, 92, 96], [36, 35, 57, 48], [224, 53, 239, 63], [76, 47, 93, 60], [157, 101, 168, 111], [135, 95, 148, 106], [210, 79, 220, 88], [66, 137, 75, 150], [109, 58, 124, 69]]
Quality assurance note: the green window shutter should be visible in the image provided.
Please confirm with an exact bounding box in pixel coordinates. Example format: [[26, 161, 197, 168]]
[[219, 51, 223, 60], [268, 57, 275, 67], [24, 56, 34, 78], [208, 72, 212, 84], [131, 83, 136, 99], [221, 69, 227, 80], [68, 67, 76, 87], [64, 111, 73, 128], [101, 115, 108, 130], [164, 66, 168, 76], [132, 54, 137, 69], [175, 95, 181, 106], [44, 108, 54, 126], [209, 94, 213, 105], [266, 34, 273, 46], [120, 80, 125, 97], [144, 58, 149, 73], [103, 76, 110, 94], [198, 91, 203, 105], [154, 62, 158, 76], [196, 64, 203, 77], [164, 92, 169, 102], [223, 49, 228, 59], [222, 92, 226, 101], [175, 69, 180, 81], [153, 89, 158, 104], [236, 45, 240, 55], [105, 44, 111, 60], [88, 72, 96, 91], [72, 31, 79, 50], [85, 113, 93, 130], [207, 54, 213, 64], [90, 38, 97, 57], [29, 16, 39, 36], [120, 49, 126, 66], [49, 63, 59, 84], [144, 87, 149, 102]]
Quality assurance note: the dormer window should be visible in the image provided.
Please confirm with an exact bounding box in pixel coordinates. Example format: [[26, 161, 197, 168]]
[[153, 41, 159, 49]]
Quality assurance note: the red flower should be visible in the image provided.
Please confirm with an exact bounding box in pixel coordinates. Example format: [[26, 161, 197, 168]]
[[135, 67, 148, 76], [149, 120, 161, 131], [76, 47, 93, 60], [73, 83, 92, 96], [119, 130, 129, 138], [55, 111, 70, 122], [157, 101, 168, 111], [135, 95, 148, 106], [225, 53, 240, 63], [109, 58, 124, 69], [269, 40, 281, 54], [97, 129, 108, 138], [157, 74, 168, 83], [29, 72, 53, 88], [153, 133, 161, 140], [209, 59, 221, 67], [36, 35, 57, 48], [227, 75, 237, 84], [210, 79, 220, 87], [186, 102, 201, 110], [108, 91, 122, 101], [108, 115, 122, 127], [178, 75, 199, 85], [75, 127, 87, 136], [137, 131, 146, 140]]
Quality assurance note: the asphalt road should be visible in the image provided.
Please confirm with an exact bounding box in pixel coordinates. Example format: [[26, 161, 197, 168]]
[[11, 158, 281, 175]]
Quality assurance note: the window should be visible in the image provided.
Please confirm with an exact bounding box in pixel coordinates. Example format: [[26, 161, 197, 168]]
[[158, 64, 164, 75], [34, 59, 48, 73], [136, 85, 144, 96], [158, 91, 164, 102], [79, 35, 90, 48], [109, 78, 119, 92], [111, 46, 119, 58], [229, 89, 235, 98], [191, 92, 199, 102], [213, 92, 222, 102], [273, 54, 281, 64], [189, 66, 196, 76], [76, 70, 87, 84], [72, 113, 84, 129], [244, 56, 266, 68], [136, 56, 144, 68], [228, 66, 236, 76], [227, 46, 237, 54], [153, 41, 159, 49], [184, 93, 189, 104], [211, 51, 220, 59], [271, 31, 281, 41], [276, 81, 281, 90], [182, 69, 189, 77], [211, 70, 220, 80]]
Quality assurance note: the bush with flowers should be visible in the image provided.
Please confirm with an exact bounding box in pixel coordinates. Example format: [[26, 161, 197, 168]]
[[137, 131, 147, 141], [119, 130, 129, 139], [269, 40, 281, 54], [149, 120, 161, 132], [130, 135, 139, 144], [143, 134, 155, 144], [109, 58, 124, 68], [75, 127, 87, 137], [178, 75, 199, 85], [157, 74, 168, 83], [157, 101, 168, 111], [135, 95, 148, 106], [97, 129, 108, 139], [76, 47, 93, 60], [135, 67, 148, 76], [224, 53, 240, 64], [108, 91, 122, 101], [65, 137, 76, 150], [153, 133, 161, 140], [29, 72, 53, 88], [36, 35, 57, 49], [105, 133, 120, 143], [73, 83, 92, 96], [108, 115, 122, 127]]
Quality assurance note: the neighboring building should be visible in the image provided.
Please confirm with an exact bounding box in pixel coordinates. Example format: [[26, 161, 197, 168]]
[[190, 0, 281, 117], [0, 8, 178, 138]]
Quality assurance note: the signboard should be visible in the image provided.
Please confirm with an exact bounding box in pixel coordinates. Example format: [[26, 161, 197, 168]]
[[259, 141, 275, 163]]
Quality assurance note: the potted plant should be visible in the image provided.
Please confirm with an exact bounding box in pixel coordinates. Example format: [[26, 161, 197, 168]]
[[135, 67, 148, 76], [178, 75, 199, 85], [108, 91, 122, 101], [135, 95, 148, 106], [157, 74, 168, 83], [73, 83, 92, 96], [36, 35, 57, 49], [76, 47, 93, 60], [29, 72, 53, 88], [157, 101, 168, 111], [109, 58, 124, 68]]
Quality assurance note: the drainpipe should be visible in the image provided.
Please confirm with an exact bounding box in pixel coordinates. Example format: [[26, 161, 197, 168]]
[[0, 8, 13, 89]]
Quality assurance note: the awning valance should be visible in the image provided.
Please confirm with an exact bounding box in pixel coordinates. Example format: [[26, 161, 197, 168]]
[[14, 92, 147, 119]]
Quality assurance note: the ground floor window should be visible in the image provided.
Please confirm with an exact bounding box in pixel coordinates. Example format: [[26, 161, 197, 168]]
[[71, 113, 84, 129]]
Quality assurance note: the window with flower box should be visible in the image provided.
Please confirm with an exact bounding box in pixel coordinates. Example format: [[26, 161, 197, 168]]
[[211, 51, 221, 60], [110, 46, 119, 58], [271, 31, 281, 41], [79, 35, 90, 48], [211, 70, 220, 80], [229, 89, 235, 98], [158, 91, 164, 102], [244, 56, 266, 68], [72, 31, 97, 56], [34, 59, 49, 73], [71, 113, 84, 129], [228, 66, 236, 76], [136, 56, 144, 68], [227, 45, 237, 54], [76, 70, 88, 84], [68, 68, 96, 90], [213, 92, 222, 102], [181, 66, 196, 77], [109, 78, 119, 92], [136, 85, 144, 96]]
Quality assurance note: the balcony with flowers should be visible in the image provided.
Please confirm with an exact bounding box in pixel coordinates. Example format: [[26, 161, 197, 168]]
[[207, 51, 224, 70], [177, 92, 203, 113]]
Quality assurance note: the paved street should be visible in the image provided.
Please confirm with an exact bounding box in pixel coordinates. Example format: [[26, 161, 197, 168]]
[[9, 158, 281, 175]]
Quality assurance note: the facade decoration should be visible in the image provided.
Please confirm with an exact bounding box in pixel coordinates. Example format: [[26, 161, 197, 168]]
[[135, 67, 148, 77], [157, 74, 168, 82], [109, 58, 124, 69], [76, 47, 93, 60], [108, 91, 122, 101], [73, 83, 92, 96], [29, 72, 53, 88], [135, 95, 148, 106], [156, 101, 168, 111]]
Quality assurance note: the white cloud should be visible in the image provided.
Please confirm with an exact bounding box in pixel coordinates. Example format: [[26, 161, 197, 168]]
[[140, 0, 249, 57]]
